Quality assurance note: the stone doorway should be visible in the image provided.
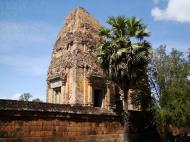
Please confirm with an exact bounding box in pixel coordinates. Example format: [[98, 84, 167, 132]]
[[53, 87, 61, 103], [93, 89, 103, 107]]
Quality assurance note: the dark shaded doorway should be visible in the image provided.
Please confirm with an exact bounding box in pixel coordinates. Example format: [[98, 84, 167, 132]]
[[93, 89, 103, 107], [53, 87, 61, 103], [114, 93, 122, 114]]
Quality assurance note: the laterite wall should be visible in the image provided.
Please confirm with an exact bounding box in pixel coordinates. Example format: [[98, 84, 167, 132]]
[[0, 100, 123, 142]]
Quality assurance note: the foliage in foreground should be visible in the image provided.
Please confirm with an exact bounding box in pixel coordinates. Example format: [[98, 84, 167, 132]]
[[150, 45, 190, 141]]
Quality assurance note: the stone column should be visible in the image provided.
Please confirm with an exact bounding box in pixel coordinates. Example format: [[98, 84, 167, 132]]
[[83, 67, 86, 105], [65, 68, 70, 104], [64, 82, 67, 104], [87, 81, 93, 106], [101, 89, 105, 108], [69, 68, 72, 104], [46, 86, 49, 103], [71, 66, 77, 104], [106, 82, 111, 110], [61, 86, 65, 104], [52, 89, 55, 104], [47, 83, 53, 103], [50, 89, 53, 103]]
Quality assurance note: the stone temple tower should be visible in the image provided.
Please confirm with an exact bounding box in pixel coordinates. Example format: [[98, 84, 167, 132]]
[[47, 7, 112, 109]]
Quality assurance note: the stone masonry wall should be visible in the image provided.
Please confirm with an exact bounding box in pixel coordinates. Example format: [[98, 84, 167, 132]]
[[0, 100, 123, 142]]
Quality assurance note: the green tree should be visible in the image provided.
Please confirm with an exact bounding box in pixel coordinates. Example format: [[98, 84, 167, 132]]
[[32, 98, 42, 102], [97, 16, 151, 141], [19, 93, 32, 101], [151, 46, 190, 141]]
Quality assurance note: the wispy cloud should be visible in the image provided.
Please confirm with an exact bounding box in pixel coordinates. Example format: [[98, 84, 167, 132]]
[[0, 21, 57, 76], [0, 55, 50, 76], [151, 0, 190, 23], [153, 0, 160, 5], [0, 21, 56, 49], [0, 93, 21, 100]]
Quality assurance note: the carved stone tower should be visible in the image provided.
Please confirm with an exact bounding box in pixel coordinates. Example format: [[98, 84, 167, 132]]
[[47, 7, 112, 109]]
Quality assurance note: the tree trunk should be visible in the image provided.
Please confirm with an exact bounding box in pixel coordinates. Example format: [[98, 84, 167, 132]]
[[123, 96, 129, 142], [119, 84, 129, 142]]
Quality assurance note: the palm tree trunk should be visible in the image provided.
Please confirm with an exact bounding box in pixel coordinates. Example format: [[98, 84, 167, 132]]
[[119, 85, 130, 142]]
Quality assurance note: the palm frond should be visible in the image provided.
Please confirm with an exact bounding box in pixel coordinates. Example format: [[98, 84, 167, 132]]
[[96, 16, 152, 82], [135, 28, 150, 39], [98, 27, 111, 37], [107, 16, 117, 27]]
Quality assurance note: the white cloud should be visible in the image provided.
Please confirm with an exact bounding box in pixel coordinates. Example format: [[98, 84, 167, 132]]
[[0, 55, 50, 76], [151, 0, 190, 23], [1, 93, 21, 100], [10, 93, 21, 100]]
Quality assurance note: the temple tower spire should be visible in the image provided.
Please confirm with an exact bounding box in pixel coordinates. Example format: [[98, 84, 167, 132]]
[[47, 7, 112, 109]]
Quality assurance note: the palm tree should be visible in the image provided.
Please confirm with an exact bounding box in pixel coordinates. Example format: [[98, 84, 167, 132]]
[[97, 16, 151, 141]]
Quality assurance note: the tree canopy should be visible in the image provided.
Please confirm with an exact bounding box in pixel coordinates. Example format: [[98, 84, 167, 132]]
[[97, 16, 151, 86], [32, 98, 42, 103], [96, 16, 151, 141], [151, 45, 190, 141], [19, 93, 42, 102], [19, 93, 32, 101]]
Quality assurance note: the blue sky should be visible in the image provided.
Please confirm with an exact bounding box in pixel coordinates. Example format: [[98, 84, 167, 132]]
[[0, 0, 190, 101]]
